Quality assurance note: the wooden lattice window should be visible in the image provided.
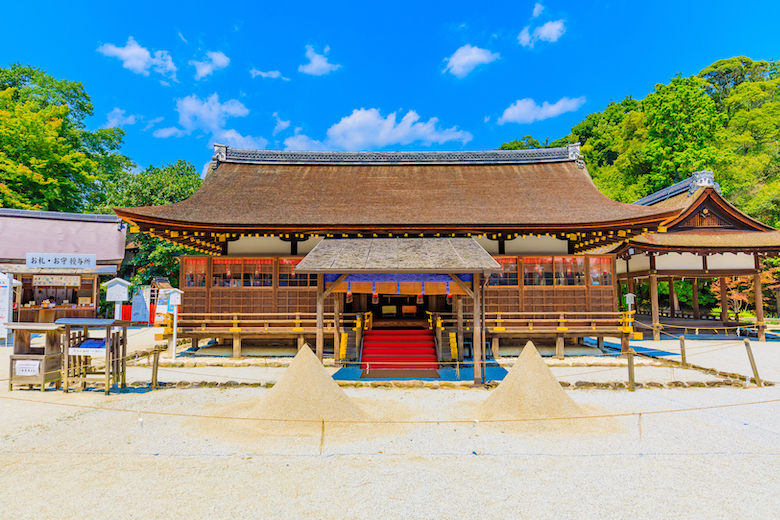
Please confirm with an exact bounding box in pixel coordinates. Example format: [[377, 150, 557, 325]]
[[554, 257, 585, 286], [183, 257, 207, 287], [279, 258, 316, 287], [588, 257, 613, 286], [212, 258, 243, 287], [242, 258, 273, 287], [489, 257, 519, 286], [523, 257, 553, 286]]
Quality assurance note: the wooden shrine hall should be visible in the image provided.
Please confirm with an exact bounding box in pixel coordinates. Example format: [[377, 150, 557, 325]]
[[114, 144, 780, 381]]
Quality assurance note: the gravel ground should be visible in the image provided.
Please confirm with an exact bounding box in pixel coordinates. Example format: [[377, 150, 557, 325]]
[[1, 384, 779, 519]]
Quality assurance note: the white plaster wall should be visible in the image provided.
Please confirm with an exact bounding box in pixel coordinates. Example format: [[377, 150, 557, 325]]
[[616, 258, 628, 274], [655, 252, 703, 271], [228, 237, 294, 255], [625, 253, 651, 273], [707, 252, 755, 270], [475, 236, 569, 256]]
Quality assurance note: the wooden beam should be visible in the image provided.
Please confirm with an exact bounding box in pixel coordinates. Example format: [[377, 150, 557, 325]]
[[650, 273, 660, 341], [456, 296, 464, 362], [316, 274, 325, 361], [333, 293, 342, 363], [449, 274, 474, 299], [692, 279, 700, 320], [755, 272, 766, 341], [668, 278, 676, 318], [719, 277, 729, 324], [473, 275, 482, 385], [322, 273, 348, 300]]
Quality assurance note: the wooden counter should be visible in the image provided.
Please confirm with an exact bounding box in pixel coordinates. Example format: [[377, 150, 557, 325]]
[[18, 306, 96, 323]]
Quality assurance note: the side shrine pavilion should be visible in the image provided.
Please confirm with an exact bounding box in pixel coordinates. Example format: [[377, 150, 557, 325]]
[[114, 144, 780, 382]]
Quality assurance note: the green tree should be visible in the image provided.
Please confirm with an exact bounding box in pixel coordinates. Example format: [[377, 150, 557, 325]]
[[0, 88, 97, 210], [89, 160, 202, 287], [0, 64, 133, 211], [698, 56, 770, 113]]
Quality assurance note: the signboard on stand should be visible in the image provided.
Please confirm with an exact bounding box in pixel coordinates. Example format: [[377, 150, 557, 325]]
[[130, 288, 150, 323], [0, 273, 13, 340]]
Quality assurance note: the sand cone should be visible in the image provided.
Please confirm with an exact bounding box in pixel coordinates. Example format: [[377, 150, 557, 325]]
[[250, 344, 364, 422], [477, 341, 582, 421]]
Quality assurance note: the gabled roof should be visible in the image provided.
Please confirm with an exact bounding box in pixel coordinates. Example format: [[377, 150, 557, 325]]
[[295, 237, 502, 274], [115, 144, 679, 250]]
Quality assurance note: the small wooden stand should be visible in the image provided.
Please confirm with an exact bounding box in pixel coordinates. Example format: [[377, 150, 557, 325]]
[[6, 323, 64, 391], [58, 318, 129, 395]]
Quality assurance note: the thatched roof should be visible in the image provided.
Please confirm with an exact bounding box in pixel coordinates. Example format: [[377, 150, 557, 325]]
[[115, 145, 677, 233]]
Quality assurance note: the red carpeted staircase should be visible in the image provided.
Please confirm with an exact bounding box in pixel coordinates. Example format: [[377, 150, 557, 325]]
[[360, 329, 439, 370]]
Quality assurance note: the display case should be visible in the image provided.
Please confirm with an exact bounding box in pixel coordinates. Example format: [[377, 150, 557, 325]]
[[6, 322, 64, 391]]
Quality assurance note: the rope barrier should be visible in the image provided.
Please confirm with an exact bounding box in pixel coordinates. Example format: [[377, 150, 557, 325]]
[[0, 393, 778, 424]]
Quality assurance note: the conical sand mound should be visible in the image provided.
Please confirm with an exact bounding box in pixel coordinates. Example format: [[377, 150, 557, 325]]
[[477, 341, 582, 421], [250, 345, 365, 422]]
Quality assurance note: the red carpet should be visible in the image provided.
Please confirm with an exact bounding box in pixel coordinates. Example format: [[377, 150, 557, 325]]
[[360, 329, 439, 370]]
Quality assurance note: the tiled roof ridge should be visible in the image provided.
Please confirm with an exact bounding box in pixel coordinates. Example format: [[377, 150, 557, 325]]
[[0, 207, 120, 223], [634, 171, 721, 206], [212, 143, 583, 166]]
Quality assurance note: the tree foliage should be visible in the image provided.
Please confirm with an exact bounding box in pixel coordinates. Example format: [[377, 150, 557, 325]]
[[88, 160, 202, 287], [0, 64, 133, 211]]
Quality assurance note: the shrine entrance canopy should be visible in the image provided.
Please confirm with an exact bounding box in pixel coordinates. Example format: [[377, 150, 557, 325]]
[[294, 237, 502, 277]]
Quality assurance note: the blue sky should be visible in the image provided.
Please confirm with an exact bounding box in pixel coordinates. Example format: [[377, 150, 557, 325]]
[[2, 0, 778, 174]]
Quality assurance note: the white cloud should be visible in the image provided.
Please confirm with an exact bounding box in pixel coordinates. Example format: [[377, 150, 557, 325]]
[[152, 92, 267, 149], [250, 69, 290, 81], [102, 107, 139, 129], [284, 108, 472, 150], [532, 2, 544, 17], [484, 115, 490, 123], [201, 161, 212, 177], [273, 112, 291, 135], [443, 44, 499, 78], [497, 96, 586, 125], [97, 37, 177, 81], [178, 32, 188, 43], [189, 51, 230, 80], [142, 116, 164, 131], [298, 45, 341, 76], [518, 19, 566, 48]]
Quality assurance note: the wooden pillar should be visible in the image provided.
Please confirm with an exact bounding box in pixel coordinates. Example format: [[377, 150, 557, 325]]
[[232, 333, 241, 358], [473, 275, 482, 385], [456, 296, 464, 361], [650, 273, 660, 341], [333, 293, 342, 363], [491, 336, 500, 359], [668, 278, 676, 318], [297, 335, 305, 351], [316, 273, 324, 361], [555, 335, 564, 359], [628, 277, 636, 296], [692, 279, 700, 320], [755, 272, 766, 341], [719, 277, 729, 323]]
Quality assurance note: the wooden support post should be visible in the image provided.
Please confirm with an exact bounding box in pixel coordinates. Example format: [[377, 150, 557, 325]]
[[679, 335, 687, 366], [151, 347, 160, 390], [650, 273, 660, 341], [456, 296, 464, 361], [297, 335, 305, 351], [719, 277, 729, 324], [692, 278, 700, 320], [555, 335, 564, 359], [104, 325, 110, 395], [620, 332, 629, 354], [316, 273, 325, 361], [754, 272, 766, 342], [333, 293, 342, 363], [232, 333, 241, 359], [668, 278, 676, 318], [436, 315, 443, 357], [473, 276, 482, 385], [743, 338, 762, 387], [597, 337, 605, 351], [491, 336, 500, 359], [627, 348, 635, 392]]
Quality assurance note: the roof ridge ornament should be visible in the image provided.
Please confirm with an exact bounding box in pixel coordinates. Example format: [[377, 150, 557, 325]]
[[567, 142, 585, 169], [690, 170, 720, 195], [212, 143, 228, 170]]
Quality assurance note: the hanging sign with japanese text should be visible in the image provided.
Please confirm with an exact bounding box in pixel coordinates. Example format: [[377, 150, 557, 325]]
[[26, 253, 96, 268]]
